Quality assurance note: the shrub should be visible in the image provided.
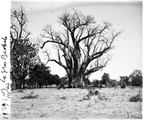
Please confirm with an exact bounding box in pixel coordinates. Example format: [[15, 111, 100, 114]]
[[21, 91, 38, 99], [129, 94, 142, 102], [21, 95, 38, 99], [121, 84, 126, 89]]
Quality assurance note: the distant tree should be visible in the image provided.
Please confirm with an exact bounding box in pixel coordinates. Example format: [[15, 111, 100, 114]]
[[41, 10, 121, 87], [109, 79, 119, 87], [120, 76, 129, 86], [101, 73, 110, 86], [49, 74, 61, 87], [10, 6, 37, 90], [91, 79, 99, 87], [29, 63, 51, 88], [129, 69, 142, 86]]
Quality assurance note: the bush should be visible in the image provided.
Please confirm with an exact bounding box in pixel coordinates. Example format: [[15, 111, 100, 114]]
[[21, 95, 38, 99], [129, 94, 142, 102], [21, 91, 38, 99], [121, 84, 126, 89]]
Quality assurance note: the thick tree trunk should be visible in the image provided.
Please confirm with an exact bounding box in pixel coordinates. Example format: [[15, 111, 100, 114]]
[[76, 74, 84, 87], [68, 74, 73, 88], [17, 81, 22, 89], [11, 71, 17, 90], [11, 80, 16, 90], [20, 75, 27, 89], [67, 72, 85, 88]]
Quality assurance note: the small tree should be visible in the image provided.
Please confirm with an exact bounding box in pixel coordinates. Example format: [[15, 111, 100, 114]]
[[101, 73, 110, 86], [120, 76, 129, 87], [129, 69, 142, 86], [91, 79, 99, 87], [29, 63, 51, 88], [50, 74, 61, 87]]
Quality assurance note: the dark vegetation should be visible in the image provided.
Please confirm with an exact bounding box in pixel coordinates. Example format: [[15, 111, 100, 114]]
[[129, 93, 142, 102], [21, 91, 38, 99]]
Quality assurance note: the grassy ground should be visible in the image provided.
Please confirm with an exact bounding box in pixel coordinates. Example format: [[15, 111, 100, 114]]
[[10, 86, 142, 120]]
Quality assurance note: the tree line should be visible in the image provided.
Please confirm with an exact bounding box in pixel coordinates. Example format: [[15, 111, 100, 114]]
[[92, 70, 142, 88]]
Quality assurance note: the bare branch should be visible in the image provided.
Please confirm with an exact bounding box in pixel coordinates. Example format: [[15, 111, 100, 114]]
[[42, 50, 50, 65], [41, 25, 69, 49], [50, 59, 68, 72], [11, 6, 30, 41], [84, 56, 110, 76], [90, 47, 111, 61]]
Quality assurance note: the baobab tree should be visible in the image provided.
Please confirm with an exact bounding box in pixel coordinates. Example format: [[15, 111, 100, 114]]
[[41, 10, 121, 87]]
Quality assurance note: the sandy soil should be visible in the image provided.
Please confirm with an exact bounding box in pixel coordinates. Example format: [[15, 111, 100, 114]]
[[10, 86, 142, 120]]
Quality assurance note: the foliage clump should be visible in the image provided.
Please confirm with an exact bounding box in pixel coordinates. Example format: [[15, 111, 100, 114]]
[[129, 93, 142, 102], [129, 69, 142, 86], [21, 91, 38, 99]]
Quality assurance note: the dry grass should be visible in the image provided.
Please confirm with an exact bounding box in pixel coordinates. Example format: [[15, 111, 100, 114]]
[[11, 86, 142, 119]]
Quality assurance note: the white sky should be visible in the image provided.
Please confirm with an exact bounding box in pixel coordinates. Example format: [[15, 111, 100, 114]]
[[11, 0, 142, 81]]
